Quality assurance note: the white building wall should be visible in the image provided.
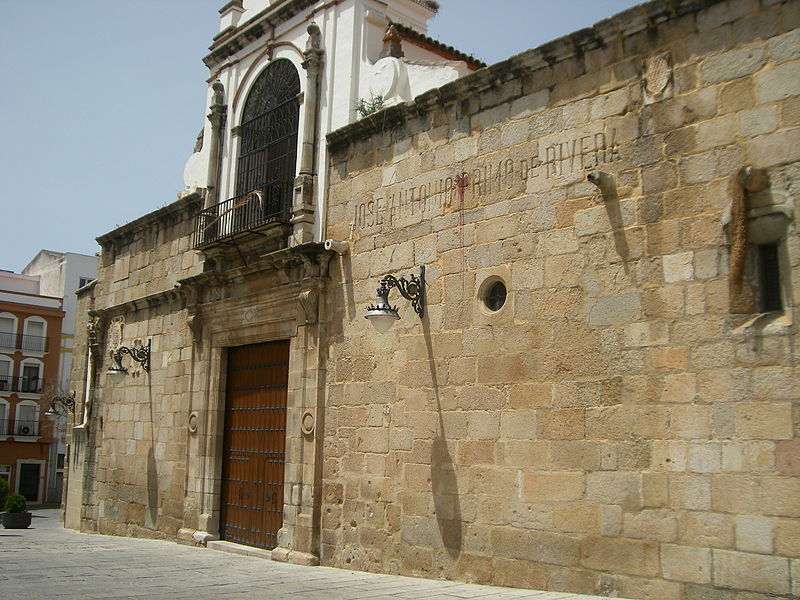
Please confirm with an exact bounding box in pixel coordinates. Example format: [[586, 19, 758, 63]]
[[0, 271, 40, 295], [21, 250, 96, 502], [183, 0, 470, 244]]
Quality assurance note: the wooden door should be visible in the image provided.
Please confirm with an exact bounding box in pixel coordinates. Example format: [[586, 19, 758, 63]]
[[220, 340, 289, 549], [18, 463, 41, 502]]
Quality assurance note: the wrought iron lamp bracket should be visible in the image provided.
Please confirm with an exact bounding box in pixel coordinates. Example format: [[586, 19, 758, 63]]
[[112, 340, 151, 373], [379, 266, 425, 317], [49, 391, 76, 415]]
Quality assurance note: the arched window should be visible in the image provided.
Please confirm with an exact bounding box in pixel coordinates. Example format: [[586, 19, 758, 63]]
[[236, 59, 301, 224]]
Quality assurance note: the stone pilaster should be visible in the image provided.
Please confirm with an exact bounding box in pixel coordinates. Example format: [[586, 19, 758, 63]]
[[205, 81, 227, 210], [291, 23, 324, 245]]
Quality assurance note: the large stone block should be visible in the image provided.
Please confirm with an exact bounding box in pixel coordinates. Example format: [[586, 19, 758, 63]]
[[713, 549, 790, 594], [775, 519, 800, 558], [622, 509, 678, 542], [721, 440, 775, 472], [553, 504, 600, 534], [695, 114, 737, 150], [756, 60, 800, 103], [735, 515, 774, 554], [586, 471, 641, 508], [679, 511, 735, 547], [739, 105, 778, 137], [467, 411, 500, 440], [700, 44, 767, 84], [746, 127, 800, 167], [538, 408, 585, 440], [522, 471, 585, 502], [734, 403, 794, 440], [581, 536, 660, 577], [670, 474, 712, 510], [587, 291, 642, 326], [661, 543, 712, 583], [671, 405, 713, 439]]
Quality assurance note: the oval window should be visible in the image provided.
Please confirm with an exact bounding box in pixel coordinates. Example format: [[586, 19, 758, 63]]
[[482, 280, 507, 312]]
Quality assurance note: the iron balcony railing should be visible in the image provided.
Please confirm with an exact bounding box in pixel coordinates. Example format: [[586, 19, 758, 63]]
[[193, 180, 293, 248], [0, 376, 45, 394], [0, 332, 48, 353]]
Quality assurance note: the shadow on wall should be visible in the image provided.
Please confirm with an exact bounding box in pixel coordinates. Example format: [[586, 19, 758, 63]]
[[591, 173, 630, 270], [423, 315, 463, 559], [146, 379, 159, 530]]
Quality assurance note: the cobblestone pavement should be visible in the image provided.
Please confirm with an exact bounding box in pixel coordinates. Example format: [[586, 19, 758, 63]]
[[2, 509, 622, 600]]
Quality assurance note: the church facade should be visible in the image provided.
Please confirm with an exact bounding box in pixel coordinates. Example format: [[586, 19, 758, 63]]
[[65, 1, 799, 598]]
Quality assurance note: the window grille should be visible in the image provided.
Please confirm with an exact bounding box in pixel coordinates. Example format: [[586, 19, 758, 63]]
[[236, 59, 301, 222]]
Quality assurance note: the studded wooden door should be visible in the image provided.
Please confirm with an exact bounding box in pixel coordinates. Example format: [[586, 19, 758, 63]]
[[220, 340, 289, 550]]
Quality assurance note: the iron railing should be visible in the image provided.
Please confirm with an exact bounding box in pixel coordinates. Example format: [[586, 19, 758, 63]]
[[0, 376, 45, 394], [0, 332, 48, 353], [193, 180, 293, 248]]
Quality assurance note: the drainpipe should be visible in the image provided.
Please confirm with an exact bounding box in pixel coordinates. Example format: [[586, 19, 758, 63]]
[[80, 345, 93, 428]]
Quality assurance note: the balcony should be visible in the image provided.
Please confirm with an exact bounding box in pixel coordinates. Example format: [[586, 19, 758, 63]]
[[0, 376, 46, 394], [0, 332, 48, 353], [0, 419, 40, 437], [193, 181, 293, 249]]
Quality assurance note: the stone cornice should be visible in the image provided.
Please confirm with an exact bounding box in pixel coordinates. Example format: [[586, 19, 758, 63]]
[[94, 287, 185, 320], [96, 193, 202, 249], [327, 0, 722, 152], [204, 0, 319, 69], [182, 241, 331, 293], [96, 242, 332, 318]]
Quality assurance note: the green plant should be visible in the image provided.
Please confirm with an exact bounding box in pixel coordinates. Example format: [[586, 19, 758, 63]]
[[355, 92, 386, 119], [0, 478, 9, 510], [5, 493, 27, 513]]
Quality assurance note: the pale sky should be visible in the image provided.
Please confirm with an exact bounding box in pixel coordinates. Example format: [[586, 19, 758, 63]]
[[0, 0, 642, 273]]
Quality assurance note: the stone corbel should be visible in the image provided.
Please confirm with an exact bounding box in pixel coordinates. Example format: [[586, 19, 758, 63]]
[[187, 314, 203, 344], [298, 289, 319, 324], [177, 281, 203, 344], [299, 250, 333, 281]]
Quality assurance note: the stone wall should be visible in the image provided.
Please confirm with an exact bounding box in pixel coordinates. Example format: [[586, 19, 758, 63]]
[[67, 184, 333, 557], [71, 194, 202, 538], [323, 0, 800, 597]]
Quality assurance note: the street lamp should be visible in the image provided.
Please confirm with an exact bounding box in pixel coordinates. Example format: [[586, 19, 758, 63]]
[[45, 391, 76, 420], [365, 266, 425, 333], [107, 340, 151, 378]]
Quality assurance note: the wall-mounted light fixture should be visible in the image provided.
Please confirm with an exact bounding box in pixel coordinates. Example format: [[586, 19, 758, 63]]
[[365, 266, 425, 333], [107, 340, 151, 377], [45, 391, 76, 419]]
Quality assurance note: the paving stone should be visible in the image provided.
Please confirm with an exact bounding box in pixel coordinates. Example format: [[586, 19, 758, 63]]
[[5, 509, 629, 600]]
